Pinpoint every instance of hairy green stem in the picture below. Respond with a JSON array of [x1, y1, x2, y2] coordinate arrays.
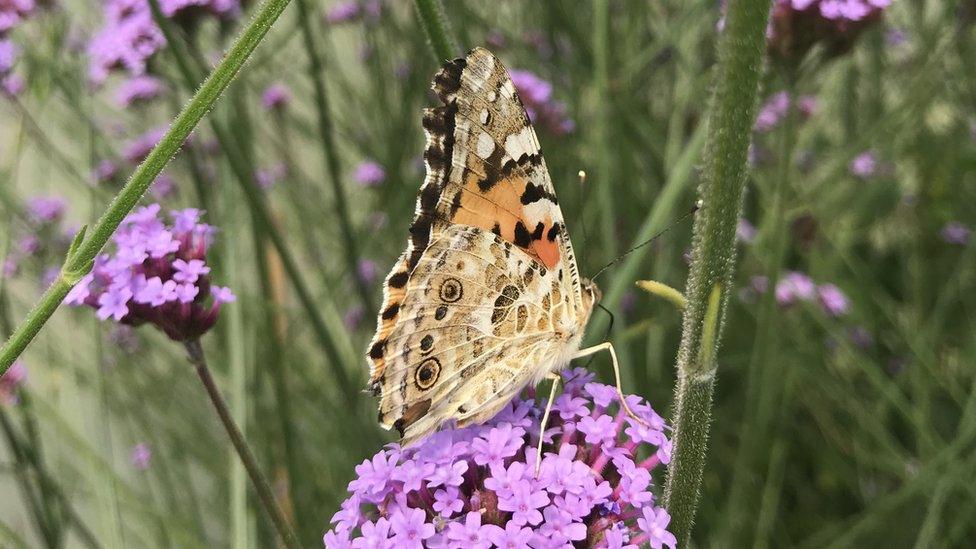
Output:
[[413, 0, 459, 61], [0, 0, 293, 375], [294, 0, 375, 315], [183, 340, 300, 549], [661, 0, 772, 544]]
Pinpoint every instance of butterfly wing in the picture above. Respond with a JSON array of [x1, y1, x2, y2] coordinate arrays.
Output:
[[367, 48, 592, 444]]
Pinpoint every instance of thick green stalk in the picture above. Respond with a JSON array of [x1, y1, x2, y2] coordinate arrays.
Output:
[[662, 0, 771, 544], [293, 0, 375, 314], [413, 0, 459, 61], [0, 0, 293, 375]]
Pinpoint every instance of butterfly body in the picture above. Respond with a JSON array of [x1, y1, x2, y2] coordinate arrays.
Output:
[[367, 48, 600, 446]]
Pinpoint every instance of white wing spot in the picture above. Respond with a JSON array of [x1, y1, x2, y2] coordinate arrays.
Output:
[[479, 109, 489, 124], [476, 132, 495, 159]]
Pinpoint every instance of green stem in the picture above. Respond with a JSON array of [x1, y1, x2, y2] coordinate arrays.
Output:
[[183, 340, 301, 549], [294, 0, 375, 315], [413, 0, 459, 61], [661, 0, 772, 544], [0, 0, 293, 375]]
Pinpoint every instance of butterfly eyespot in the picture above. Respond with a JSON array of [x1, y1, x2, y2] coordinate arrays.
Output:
[[439, 278, 464, 303], [415, 358, 441, 390], [420, 334, 434, 353]]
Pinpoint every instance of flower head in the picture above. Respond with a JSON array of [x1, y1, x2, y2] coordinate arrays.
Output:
[[115, 75, 165, 107], [0, 360, 27, 405], [817, 283, 849, 316], [65, 203, 234, 341], [775, 271, 816, 306], [941, 222, 971, 246], [130, 442, 152, 470], [510, 69, 575, 135], [0, 0, 35, 34], [849, 150, 878, 178], [768, 0, 892, 63], [354, 161, 386, 187], [26, 196, 67, 225], [323, 368, 674, 547], [261, 82, 291, 110]]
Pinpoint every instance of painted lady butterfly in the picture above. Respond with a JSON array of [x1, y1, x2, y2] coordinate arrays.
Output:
[[367, 47, 640, 447]]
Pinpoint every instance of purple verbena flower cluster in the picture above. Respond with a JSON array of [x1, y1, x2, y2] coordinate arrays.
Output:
[[65, 204, 235, 341], [115, 75, 165, 107], [941, 222, 972, 246], [324, 0, 381, 25], [3, 196, 72, 284], [849, 150, 878, 178], [0, 360, 27, 406], [754, 92, 818, 132], [88, 0, 239, 84], [324, 368, 676, 549], [743, 271, 850, 317], [510, 70, 575, 135], [262, 82, 291, 110], [769, 0, 892, 62], [354, 160, 387, 187], [131, 442, 152, 470], [0, 0, 34, 34]]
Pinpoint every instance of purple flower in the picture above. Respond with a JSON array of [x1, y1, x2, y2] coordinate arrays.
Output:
[[0, 39, 18, 73], [65, 204, 234, 341], [941, 222, 971, 245], [261, 82, 291, 110], [93, 159, 119, 184], [354, 161, 386, 187], [850, 150, 878, 178], [443, 512, 495, 548], [817, 283, 849, 316], [737, 218, 757, 243], [0, 0, 35, 34], [26, 196, 67, 225], [115, 75, 164, 107], [323, 368, 673, 545], [768, 0, 891, 62], [344, 304, 365, 331], [324, 1, 379, 24], [389, 508, 434, 548], [356, 259, 379, 285], [130, 443, 152, 470], [849, 326, 873, 349], [775, 271, 816, 306], [510, 70, 575, 135], [123, 127, 168, 164], [755, 92, 818, 132], [635, 507, 677, 549], [0, 360, 27, 406]]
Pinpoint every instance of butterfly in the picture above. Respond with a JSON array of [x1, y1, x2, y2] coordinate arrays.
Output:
[[366, 47, 641, 448]]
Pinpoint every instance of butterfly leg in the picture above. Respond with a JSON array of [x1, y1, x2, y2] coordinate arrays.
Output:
[[534, 373, 561, 477], [572, 342, 649, 427]]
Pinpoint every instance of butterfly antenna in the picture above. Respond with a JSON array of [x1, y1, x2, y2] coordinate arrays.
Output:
[[590, 200, 702, 282]]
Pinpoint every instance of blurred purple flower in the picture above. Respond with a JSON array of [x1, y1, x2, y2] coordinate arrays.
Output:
[[123, 127, 168, 164], [151, 173, 177, 200], [816, 283, 849, 316], [768, 0, 891, 62], [0, 39, 17, 73], [775, 271, 816, 306], [755, 92, 818, 132], [941, 222, 971, 245], [354, 160, 386, 187], [115, 75, 164, 107], [344, 305, 365, 331], [0, 360, 27, 406], [356, 259, 378, 285], [510, 69, 575, 135], [65, 203, 234, 341], [93, 159, 119, 184], [255, 163, 288, 190], [26, 196, 67, 224], [737, 218, 757, 243], [130, 443, 152, 470], [261, 82, 291, 110], [0, 0, 34, 34], [323, 368, 674, 547], [849, 326, 873, 350], [849, 151, 878, 178], [325, 2, 360, 24]]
